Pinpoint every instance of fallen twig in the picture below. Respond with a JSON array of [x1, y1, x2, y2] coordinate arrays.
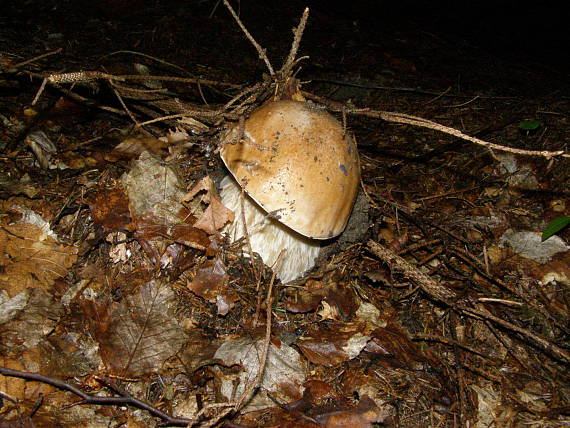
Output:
[[0, 366, 192, 427], [223, 0, 274, 76], [304, 91, 569, 160], [367, 240, 570, 365]]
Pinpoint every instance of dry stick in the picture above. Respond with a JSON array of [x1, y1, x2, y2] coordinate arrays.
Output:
[[238, 182, 260, 284], [367, 240, 570, 364], [110, 82, 140, 126], [32, 70, 241, 106], [45, 70, 240, 88], [5, 48, 63, 71], [0, 366, 191, 426], [35, 82, 127, 116], [303, 91, 568, 160], [223, 0, 274, 76], [450, 246, 570, 335], [204, 269, 276, 427], [100, 50, 193, 76], [368, 240, 458, 302], [461, 305, 570, 364], [280, 8, 310, 78], [411, 333, 496, 362], [369, 110, 568, 159]]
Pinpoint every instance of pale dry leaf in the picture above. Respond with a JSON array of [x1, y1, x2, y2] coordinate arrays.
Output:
[[193, 195, 234, 234], [0, 287, 64, 352], [183, 176, 214, 202], [121, 151, 186, 224], [214, 336, 306, 411], [0, 223, 78, 296]]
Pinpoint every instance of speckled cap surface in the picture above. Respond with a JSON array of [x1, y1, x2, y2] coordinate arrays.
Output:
[[221, 100, 360, 239]]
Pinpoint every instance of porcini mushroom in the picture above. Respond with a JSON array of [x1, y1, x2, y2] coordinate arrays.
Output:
[[220, 99, 360, 282]]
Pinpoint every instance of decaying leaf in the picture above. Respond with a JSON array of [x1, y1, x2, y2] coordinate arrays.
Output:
[[284, 280, 359, 319], [285, 380, 389, 428], [500, 229, 569, 263], [89, 186, 131, 230], [296, 322, 374, 366], [114, 136, 169, 156], [0, 287, 64, 352], [122, 150, 187, 224], [83, 280, 188, 377], [187, 258, 237, 315], [214, 336, 306, 410], [183, 176, 234, 234], [0, 223, 78, 297]]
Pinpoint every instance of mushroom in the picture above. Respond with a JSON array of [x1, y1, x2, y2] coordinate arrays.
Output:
[[220, 99, 360, 282]]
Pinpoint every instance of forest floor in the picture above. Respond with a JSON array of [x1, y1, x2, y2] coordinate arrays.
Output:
[[1, 1, 569, 427]]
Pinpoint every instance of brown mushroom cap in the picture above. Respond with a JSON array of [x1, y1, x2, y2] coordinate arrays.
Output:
[[221, 100, 360, 239]]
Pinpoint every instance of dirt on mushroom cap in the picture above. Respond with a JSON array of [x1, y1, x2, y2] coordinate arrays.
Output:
[[221, 100, 360, 239]]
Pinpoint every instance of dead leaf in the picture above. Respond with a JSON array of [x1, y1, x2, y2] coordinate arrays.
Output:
[[83, 280, 188, 377], [0, 223, 78, 296], [214, 335, 306, 411], [296, 322, 374, 366], [89, 186, 131, 230], [187, 258, 237, 315], [122, 151, 186, 224], [0, 287, 64, 352], [284, 281, 358, 320], [184, 176, 234, 234], [114, 136, 169, 156], [316, 395, 386, 428]]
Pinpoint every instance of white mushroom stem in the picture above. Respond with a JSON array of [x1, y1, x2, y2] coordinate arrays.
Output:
[[220, 175, 321, 282]]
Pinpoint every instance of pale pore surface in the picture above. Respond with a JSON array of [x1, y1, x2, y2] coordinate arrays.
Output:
[[220, 175, 321, 282]]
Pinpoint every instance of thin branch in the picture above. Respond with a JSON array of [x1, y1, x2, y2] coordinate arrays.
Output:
[[303, 91, 568, 160], [223, 0, 274, 76], [202, 264, 277, 427], [459, 305, 570, 364], [280, 8, 310, 77], [4, 48, 62, 71], [367, 240, 570, 365], [0, 366, 191, 427]]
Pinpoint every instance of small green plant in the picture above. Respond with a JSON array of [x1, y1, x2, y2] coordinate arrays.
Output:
[[518, 119, 543, 131], [542, 216, 570, 241]]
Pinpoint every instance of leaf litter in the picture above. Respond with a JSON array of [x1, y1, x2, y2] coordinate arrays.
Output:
[[1, 1, 570, 427]]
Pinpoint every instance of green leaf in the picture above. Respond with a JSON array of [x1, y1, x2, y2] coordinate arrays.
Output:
[[518, 119, 543, 131], [542, 216, 570, 241]]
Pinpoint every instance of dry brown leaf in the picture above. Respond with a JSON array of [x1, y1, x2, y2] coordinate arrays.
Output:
[[114, 136, 169, 156], [89, 186, 131, 230], [296, 322, 375, 367], [317, 396, 386, 428], [184, 176, 234, 234], [83, 280, 188, 377], [187, 258, 237, 315], [0, 223, 78, 296]]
